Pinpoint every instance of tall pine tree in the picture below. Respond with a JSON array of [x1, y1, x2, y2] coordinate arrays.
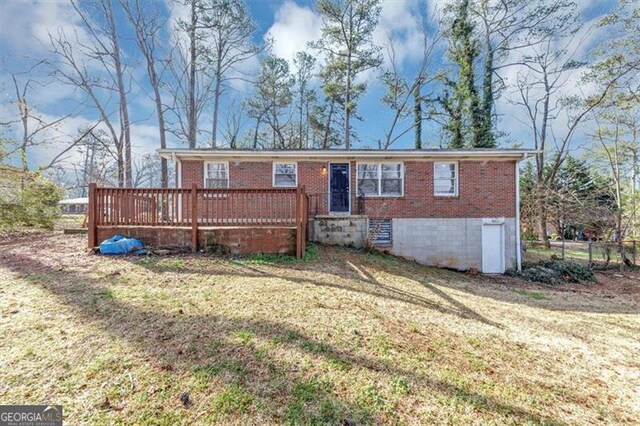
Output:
[[442, 0, 495, 148]]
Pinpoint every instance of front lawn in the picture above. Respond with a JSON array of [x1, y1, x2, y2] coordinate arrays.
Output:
[[1, 232, 639, 424]]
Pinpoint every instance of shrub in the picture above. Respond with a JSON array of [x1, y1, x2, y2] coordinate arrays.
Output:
[[0, 170, 62, 230], [507, 260, 595, 285]]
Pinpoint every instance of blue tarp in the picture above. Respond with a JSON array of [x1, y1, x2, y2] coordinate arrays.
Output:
[[99, 235, 144, 255]]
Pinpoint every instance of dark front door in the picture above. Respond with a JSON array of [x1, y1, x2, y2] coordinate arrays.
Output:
[[330, 163, 350, 213]]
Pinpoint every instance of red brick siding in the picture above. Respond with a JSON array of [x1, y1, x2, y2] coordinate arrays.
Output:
[[356, 160, 516, 219], [181, 160, 204, 188], [181, 159, 516, 218], [229, 161, 271, 188]]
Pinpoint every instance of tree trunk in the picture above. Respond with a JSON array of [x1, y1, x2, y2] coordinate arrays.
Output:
[[480, 40, 495, 148], [20, 114, 29, 174], [344, 6, 353, 150], [211, 57, 222, 148], [299, 87, 304, 149], [82, 137, 91, 195], [188, 0, 197, 149], [414, 79, 422, 149], [323, 100, 335, 149], [117, 148, 125, 188], [150, 80, 168, 188], [345, 63, 351, 150], [252, 116, 261, 149], [106, 0, 132, 186], [538, 200, 550, 248], [632, 148, 638, 239]]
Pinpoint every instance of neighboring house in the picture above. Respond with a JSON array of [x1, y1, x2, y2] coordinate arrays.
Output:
[[158, 148, 535, 273], [59, 197, 89, 214]]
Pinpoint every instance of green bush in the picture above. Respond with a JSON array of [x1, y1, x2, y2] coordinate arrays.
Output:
[[507, 260, 595, 285], [0, 173, 62, 230]]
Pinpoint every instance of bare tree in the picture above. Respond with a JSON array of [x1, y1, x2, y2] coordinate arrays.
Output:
[[120, 0, 170, 187], [132, 153, 167, 187], [590, 103, 639, 261], [1, 63, 103, 179], [293, 51, 317, 149], [221, 99, 244, 149], [165, 0, 213, 148], [186, 0, 198, 148], [197, 0, 261, 147], [74, 127, 117, 193], [471, 0, 575, 145], [48, 0, 133, 186], [379, 12, 442, 149], [6, 64, 69, 172], [510, 30, 633, 244]]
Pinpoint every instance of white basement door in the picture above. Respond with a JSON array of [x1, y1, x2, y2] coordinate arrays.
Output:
[[482, 218, 506, 274]]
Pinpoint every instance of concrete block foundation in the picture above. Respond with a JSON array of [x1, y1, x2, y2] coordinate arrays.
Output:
[[311, 215, 368, 248], [390, 218, 517, 271]]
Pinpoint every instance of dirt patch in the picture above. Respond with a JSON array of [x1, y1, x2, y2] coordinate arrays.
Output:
[[0, 227, 50, 245]]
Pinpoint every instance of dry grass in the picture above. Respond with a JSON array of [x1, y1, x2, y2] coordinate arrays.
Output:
[[54, 214, 86, 231], [1, 232, 639, 425]]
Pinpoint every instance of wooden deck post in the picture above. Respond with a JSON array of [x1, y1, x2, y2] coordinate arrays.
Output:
[[191, 183, 198, 252], [88, 183, 97, 249], [295, 186, 302, 258], [302, 188, 308, 256], [295, 186, 308, 259]]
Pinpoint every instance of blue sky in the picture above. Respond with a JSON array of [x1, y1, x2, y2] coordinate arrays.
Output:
[[0, 0, 616, 172]]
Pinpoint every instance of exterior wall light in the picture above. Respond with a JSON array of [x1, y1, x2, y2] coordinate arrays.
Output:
[[321, 165, 327, 176]]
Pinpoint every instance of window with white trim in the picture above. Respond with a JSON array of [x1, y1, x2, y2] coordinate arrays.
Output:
[[356, 162, 403, 196], [434, 162, 458, 196], [205, 162, 229, 188], [273, 162, 297, 187]]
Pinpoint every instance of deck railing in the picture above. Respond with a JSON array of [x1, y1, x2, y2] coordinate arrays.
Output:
[[88, 183, 309, 257], [307, 192, 366, 216]]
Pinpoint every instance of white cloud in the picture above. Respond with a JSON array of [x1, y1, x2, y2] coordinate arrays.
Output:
[[0, 1, 82, 54], [265, 1, 323, 66], [374, 0, 427, 67]]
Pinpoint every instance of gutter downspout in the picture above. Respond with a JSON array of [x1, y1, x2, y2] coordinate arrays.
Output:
[[515, 155, 524, 272]]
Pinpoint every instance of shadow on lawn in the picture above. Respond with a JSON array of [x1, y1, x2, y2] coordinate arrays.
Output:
[[128, 244, 639, 316], [0, 247, 556, 425], [123, 249, 501, 328]]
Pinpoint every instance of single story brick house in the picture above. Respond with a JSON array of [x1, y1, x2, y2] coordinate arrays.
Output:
[[158, 148, 535, 273]]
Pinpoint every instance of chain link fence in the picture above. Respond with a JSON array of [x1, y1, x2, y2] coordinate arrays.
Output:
[[523, 240, 638, 270]]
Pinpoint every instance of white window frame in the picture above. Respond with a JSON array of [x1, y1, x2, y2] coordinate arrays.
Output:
[[203, 161, 230, 188], [356, 161, 404, 197], [272, 161, 298, 188], [433, 161, 458, 197]]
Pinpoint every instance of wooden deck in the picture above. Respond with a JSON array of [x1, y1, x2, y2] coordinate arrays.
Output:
[[88, 184, 309, 258]]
